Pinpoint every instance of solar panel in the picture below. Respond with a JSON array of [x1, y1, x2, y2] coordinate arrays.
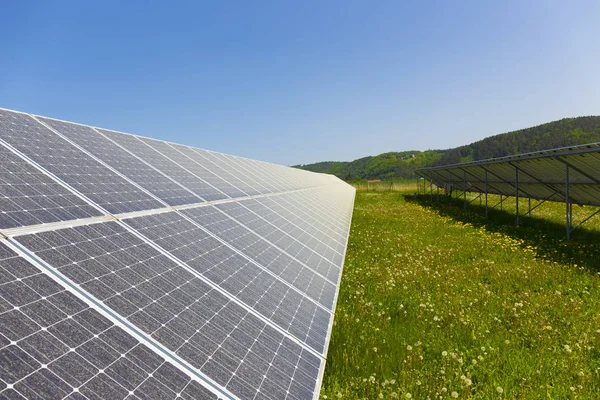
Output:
[[180, 206, 337, 310], [122, 211, 331, 354], [187, 149, 266, 196], [0, 110, 164, 214], [160, 142, 252, 198], [38, 116, 203, 207], [0, 141, 101, 229], [416, 142, 600, 206], [97, 129, 230, 202], [0, 241, 218, 400], [0, 107, 355, 399]]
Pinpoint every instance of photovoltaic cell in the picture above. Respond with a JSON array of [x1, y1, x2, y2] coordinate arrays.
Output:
[[0, 241, 217, 400], [215, 200, 341, 284], [181, 206, 337, 310], [14, 222, 323, 399], [123, 211, 331, 354], [0, 110, 163, 214], [148, 141, 249, 199], [216, 153, 281, 193], [0, 142, 101, 230], [190, 149, 266, 196], [38, 117, 203, 207], [246, 196, 345, 268], [97, 129, 229, 202]]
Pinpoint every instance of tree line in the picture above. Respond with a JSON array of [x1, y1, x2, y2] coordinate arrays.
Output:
[[293, 116, 600, 181]]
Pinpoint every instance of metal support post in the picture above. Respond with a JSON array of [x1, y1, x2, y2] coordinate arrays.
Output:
[[463, 170, 467, 210], [485, 170, 488, 219], [515, 167, 519, 226], [430, 179, 433, 201], [566, 164, 570, 240]]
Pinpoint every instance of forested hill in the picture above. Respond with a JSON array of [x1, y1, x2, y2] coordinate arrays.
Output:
[[293, 116, 600, 181]]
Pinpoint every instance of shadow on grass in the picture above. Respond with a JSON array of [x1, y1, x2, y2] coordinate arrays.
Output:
[[403, 194, 600, 273]]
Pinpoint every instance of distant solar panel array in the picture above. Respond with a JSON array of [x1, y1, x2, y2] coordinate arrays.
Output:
[[415, 142, 600, 238], [0, 108, 355, 400]]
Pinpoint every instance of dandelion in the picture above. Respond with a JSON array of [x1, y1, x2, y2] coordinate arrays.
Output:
[[452, 392, 459, 398], [416, 380, 421, 386], [391, 393, 398, 398], [373, 347, 378, 353], [337, 393, 342, 398], [405, 393, 412, 399], [465, 378, 472, 386], [407, 345, 413, 351], [378, 393, 384, 399], [570, 387, 575, 392], [442, 351, 448, 357], [496, 386, 503, 394], [505, 340, 510, 345]]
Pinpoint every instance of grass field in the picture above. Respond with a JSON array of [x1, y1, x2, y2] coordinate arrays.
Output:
[[320, 189, 600, 399]]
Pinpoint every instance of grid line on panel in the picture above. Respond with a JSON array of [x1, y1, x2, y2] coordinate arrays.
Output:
[[33, 115, 175, 211], [218, 199, 339, 283], [180, 206, 337, 311], [0, 110, 164, 215], [97, 128, 231, 202], [160, 141, 250, 198], [198, 150, 273, 194], [214, 201, 340, 286], [119, 215, 327, 358], [0, 239, 221, 400], [11, 223, 324, 400], [218, 153, 284, 193], [258, 193, 348, 256], [279, 190, 350, 238], [7, 236, 237, 400], [261, 190, 346, 243], [0, 139, 102, 230], [30, 114, 205, 208], [224, 195, 345, 275], [188, 149, 267, 196], [122, 211, 332, 355]]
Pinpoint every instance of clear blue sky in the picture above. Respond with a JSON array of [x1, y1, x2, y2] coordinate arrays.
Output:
[[1, 1, 599, 165]]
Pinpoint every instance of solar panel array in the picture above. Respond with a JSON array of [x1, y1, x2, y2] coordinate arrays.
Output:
[[415, 142, 600, 207], [0, 108, 355, 400]]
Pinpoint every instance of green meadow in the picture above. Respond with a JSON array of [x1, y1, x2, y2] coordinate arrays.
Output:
[[320, 189, 600, 399]]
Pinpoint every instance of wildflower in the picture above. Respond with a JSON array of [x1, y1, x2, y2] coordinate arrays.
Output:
[[505, 340, 510, 345], [496, 386, 503, 393], [452, 392, 459, 398], [405, 393, 412, 399], [373, 347, 378, 353], [465, 378, 472, 386], [570, 387, 575, 392], [416, 380, 421, 386], [407, 345, 413, 351], [442, 351, 448, 357], [378, 393, 384, 399], [337, 393, 342, 398]]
